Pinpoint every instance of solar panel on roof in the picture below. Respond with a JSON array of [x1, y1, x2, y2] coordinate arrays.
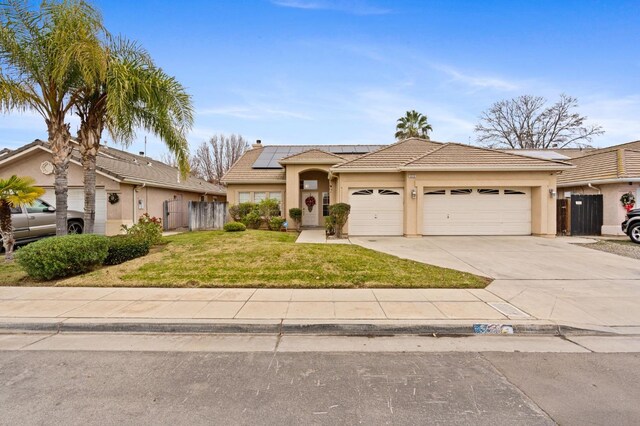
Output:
[[251, 144, 385, 169]]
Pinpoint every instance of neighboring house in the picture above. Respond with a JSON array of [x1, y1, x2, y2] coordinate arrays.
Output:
[[556, 140, 640, 235], [0, 140, 226, 235], [223, 138, 571, 237]]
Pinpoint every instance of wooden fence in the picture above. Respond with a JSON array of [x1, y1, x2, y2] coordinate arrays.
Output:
[[188, 201, 228, 231]]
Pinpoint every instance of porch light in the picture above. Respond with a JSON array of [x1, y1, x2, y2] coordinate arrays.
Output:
[[549, 189, 557, 198], [411, 188, 417, 199]]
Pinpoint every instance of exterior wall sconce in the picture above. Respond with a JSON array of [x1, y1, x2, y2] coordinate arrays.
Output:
[[411, 188, 417, 199], [549, 189, 557, 198]]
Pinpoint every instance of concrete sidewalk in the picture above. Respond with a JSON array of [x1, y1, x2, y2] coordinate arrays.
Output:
[[0, 285, 628, 335]]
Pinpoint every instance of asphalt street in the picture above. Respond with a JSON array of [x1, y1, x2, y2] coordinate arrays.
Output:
[[1, 341, 639, 425]]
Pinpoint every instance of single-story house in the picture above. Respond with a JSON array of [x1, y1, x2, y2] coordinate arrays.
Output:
[[223, 138, 572, 237], [556, 140, 640, 235], [0, 140, 226, 235]]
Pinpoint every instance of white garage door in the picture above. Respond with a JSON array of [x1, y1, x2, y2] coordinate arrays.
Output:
[[423, 188, 531, 235], [348, 188, 403, 236], [41, 188, 107, 235]]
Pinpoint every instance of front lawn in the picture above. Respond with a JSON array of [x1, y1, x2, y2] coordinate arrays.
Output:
[[2, 230, 490, 288]]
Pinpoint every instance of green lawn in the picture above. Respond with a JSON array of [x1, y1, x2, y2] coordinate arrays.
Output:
[[1, 230, 490, 288]]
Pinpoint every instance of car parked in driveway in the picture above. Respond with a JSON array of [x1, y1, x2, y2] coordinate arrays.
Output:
[[622, 208, 640, 244], [3, 199, 84, 247]]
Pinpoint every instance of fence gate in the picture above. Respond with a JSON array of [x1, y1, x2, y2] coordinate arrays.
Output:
[[569, 194, 603, 236], [163, 197, 187, 231], [556, 198, 569, 235], [188, 201, 228, 231]]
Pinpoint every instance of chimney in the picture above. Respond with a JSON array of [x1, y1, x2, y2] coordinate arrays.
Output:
[[252, 139, 262, 149]]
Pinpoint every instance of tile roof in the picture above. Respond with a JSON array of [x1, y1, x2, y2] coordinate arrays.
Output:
[[222, 146, 286, 183], [332, 138, 443, 170], [558, 148, 640, 185], [0, 140, 226, 194], [279, 149, 346, 164], [403, 143, 572, 170]]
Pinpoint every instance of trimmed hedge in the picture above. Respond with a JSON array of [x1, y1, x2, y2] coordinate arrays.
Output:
[[268, 216, 285, 231], [15, 234, 109, 281], [224, 221, 246, 232], [104, 235, 151, 265]]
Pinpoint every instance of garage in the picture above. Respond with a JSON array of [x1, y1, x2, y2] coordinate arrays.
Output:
[[348, 188, 403, 236], [423, 187, 531, 235], [41, 187, 107, 235]]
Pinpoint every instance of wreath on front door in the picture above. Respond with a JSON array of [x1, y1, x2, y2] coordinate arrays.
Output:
[[621, 192, 636, 212], [108, 193, 120, 204], [305, 195, 316, 212]]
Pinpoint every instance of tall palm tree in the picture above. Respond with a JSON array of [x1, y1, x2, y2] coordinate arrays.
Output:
[[394, 110, 433, 140], [0, 0, 105, 235], [0, 175, 45, 260], [75, 37, 192, 233]]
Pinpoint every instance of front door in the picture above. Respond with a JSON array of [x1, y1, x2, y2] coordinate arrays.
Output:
[[301, 191, 319, 226]]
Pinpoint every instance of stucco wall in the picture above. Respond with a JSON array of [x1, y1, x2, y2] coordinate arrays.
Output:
[[561, 182, 640, 235], [284, 164, 332, 226]]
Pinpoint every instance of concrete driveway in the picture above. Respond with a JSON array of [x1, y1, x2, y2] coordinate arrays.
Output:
[[350, 236, 640, 329]]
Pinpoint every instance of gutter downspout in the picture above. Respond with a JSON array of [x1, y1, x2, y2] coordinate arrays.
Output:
[[588, 183, 601, 194]]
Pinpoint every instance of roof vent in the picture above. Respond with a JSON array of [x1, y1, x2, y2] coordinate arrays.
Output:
[[252, 139, 262, 149], [133, 158, 138, 164], [147, 162, 152, 166], [139, 151, 145, 156]]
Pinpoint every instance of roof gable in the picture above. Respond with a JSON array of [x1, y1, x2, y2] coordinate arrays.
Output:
[[279, 149, 346, 165], [332, 138, 442, 170]]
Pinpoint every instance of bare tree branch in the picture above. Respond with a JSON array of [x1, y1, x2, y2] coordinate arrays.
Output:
[[475, 94, 604, 149]]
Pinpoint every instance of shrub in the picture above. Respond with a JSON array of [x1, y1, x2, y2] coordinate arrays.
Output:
[[15, 234, 109, 280], [224, 221, 247, 232], [325, 215, 336, 236], [289, 208, 302, 229], [258, 198, 281, 222], [242, 211, 262, 229], [121, 213, 163, 246], [328, 203, 351, 238], [269, 216, 285, 231], [104, 235, 151, 266]]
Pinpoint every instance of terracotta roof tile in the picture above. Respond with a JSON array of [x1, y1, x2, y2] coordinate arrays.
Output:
[[279, 149, 345, 164], [332, 138, 442, 170]]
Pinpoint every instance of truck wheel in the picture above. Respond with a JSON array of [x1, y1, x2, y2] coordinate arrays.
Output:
[[629, 223, 640, 244], [67, 220, 84, 235]]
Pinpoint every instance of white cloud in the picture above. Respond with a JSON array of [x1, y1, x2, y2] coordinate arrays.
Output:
[[431, 64, 521, 92], [271, 0, 391, 15]]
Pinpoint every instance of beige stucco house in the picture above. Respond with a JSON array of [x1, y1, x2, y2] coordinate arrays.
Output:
[[223, 138, 571, 237], [557, 140, 640, 235], [0, 140, 226, 235]]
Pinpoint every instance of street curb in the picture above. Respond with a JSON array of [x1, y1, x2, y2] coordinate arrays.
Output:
[[0, 320, 616, 336]]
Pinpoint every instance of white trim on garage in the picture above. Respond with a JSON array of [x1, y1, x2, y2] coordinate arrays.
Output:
[[423, 187, 531, 235], [348, 188, 403, 236]]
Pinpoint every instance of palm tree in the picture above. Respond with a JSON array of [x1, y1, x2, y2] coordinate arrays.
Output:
[[75, 37, 192, 233], [0, 0, 105, 235], [395, 110, 433, 140], [0, 175, 45, 261]]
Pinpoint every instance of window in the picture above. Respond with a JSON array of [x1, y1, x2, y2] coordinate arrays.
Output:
[[254, 192, 266, 203], [478, 189, 499, 195], [378, 189, 400, 195], [424, 189, 445, 195], [26, 199, 52, 214], [322, 192, 330, 216], [301, 180, 318, 190], [238, 192, 250, 203], [451, 189, 472, 195], [504, 189, 526, 195], [352, 189, 374, 195], [269, 192, 282, 215], [10, 206, 22, 214]]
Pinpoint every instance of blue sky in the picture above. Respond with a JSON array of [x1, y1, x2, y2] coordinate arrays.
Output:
[[1, 0, 639, 158]]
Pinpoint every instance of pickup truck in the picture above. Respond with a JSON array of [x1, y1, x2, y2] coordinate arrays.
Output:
[[6, 199, 84, 245]]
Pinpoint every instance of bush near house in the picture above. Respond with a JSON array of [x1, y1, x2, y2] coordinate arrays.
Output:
[[230, 199, 285, 231], [15, 234, 109, 280], [121, 213, 163, 246], [328, 203, 351, 238], [289, 208, 302, 230], [104, 235, 152, 265], [224, 221, 247, 232], [269, 216, 286, 231]]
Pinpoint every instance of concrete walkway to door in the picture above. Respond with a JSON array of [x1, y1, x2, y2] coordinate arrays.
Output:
[[350, 236, 640, 330]]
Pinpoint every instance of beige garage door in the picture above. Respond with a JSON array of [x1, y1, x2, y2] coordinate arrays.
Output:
[[41, 187, 107, 235], [423, 188, 531, 235], [348, 188, 403, 236]]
